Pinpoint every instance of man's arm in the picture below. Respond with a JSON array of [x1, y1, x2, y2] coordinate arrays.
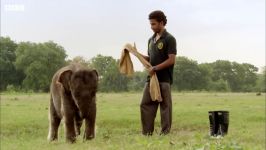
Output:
[[148, 54, 175, 76], [154, 54, 175, 71]]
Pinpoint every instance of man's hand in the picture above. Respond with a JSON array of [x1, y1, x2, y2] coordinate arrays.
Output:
[[133, 42, 149, 61], [147, 66, 156, 76], [133, 42, 137, 52]]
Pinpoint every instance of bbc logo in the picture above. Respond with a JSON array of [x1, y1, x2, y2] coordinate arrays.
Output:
[[5, 4, 25, 12]]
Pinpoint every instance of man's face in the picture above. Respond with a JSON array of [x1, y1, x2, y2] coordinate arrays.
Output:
[[149, 19, 163, 33]]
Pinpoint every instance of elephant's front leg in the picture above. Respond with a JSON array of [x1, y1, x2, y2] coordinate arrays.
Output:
[[74, 111, 83, 136], [63, 102, 77, 143], [64, 111, 76, 143], [83, 103, 96, 140]]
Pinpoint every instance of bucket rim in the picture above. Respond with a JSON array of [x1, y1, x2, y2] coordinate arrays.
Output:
[[208, 110, 229, 113]]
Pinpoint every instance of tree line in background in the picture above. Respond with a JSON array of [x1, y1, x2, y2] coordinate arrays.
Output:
[[1, 37, 265, 93]]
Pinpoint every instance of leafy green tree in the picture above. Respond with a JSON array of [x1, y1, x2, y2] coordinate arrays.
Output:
[[67, 56, 90, 67], [208, 79, 230, 92], [90, 54, 116, 78], [230, 62, 258, 91], [197, 63, 212, 90], [90, 55, 129, 92], [0, 37, 24, 91], [211, 60, 233, 82], [208, 60, 258, 92], [15, 41, 67, 92], [173, 56, 207, 91], [101, 60, 129, 92], [127, 71, 147, 91], [241, 63, 258, 91], [255, 67, 266, 92]]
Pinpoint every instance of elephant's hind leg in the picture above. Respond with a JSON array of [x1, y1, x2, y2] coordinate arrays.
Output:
[[48, 96, 61, 141]]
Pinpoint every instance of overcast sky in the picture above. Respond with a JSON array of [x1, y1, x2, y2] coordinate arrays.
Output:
[[1, 0, 265, 71]]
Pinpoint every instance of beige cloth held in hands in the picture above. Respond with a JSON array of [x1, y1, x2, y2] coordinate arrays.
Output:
[[119, 43, 162, 102]]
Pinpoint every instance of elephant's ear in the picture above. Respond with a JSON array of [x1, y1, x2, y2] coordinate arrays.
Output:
[[92, 69, 99, 81], [57, 70, 73, 91]]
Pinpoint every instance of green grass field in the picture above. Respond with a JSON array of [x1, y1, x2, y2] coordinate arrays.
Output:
[[1, 92, 265, 150]]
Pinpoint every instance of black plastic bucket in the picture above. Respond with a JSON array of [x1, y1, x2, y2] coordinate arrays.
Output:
[[208, 110, 229, 136]]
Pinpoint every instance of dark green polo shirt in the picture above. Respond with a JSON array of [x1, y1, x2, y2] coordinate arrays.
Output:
[[147, 29, 177, 84]]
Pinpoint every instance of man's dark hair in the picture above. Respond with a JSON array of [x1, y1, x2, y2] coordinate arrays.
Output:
[[149, 10, 167, 25]]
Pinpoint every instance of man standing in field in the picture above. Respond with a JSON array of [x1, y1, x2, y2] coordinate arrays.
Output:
[[139, 10, 177, 135]]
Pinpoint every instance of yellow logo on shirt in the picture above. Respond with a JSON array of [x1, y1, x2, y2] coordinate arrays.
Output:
[[157, 42, 163, 50]]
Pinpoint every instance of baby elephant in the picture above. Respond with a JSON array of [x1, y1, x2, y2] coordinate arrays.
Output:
[[47, 63, 98, 143]]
